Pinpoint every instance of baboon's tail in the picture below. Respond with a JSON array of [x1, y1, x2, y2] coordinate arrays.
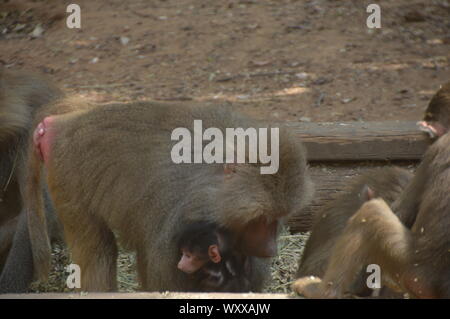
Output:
[[25, 145, 51, 282]]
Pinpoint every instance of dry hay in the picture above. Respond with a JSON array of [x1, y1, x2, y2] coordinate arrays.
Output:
[[29, 244, 140, 293], [30, 228, 309, 294], [30, 243, 71, 293], [263, 228, 309, 293]]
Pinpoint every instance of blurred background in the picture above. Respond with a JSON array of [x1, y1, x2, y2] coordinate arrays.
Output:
[[1, 0, 449, 124]]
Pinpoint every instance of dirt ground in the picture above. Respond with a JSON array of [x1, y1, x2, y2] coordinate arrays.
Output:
[[1, 0, 449, 295], [1, 0, 449, 123]]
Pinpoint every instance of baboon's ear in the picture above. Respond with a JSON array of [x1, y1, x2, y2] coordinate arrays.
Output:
[[360, 185, 375, 202], [208, 244, 222, 263]]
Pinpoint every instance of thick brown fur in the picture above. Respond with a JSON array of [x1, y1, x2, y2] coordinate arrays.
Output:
[[0, 68, 62, 144], [295, 133, 450, 298], [294, 81, 450, 299], [26, 100, 314, 291], [296, 167, 413, 296], [0, 68, 62, 292]]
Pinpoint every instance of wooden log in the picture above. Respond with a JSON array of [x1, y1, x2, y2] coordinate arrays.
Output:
[[284, 121, 430, 161], [287, 162, 415, 233]]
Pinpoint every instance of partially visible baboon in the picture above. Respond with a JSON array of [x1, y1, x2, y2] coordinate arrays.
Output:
[[294, 130, 450, 299], [296, 167, 413, 296], [177, 221, 253, 292], [396, 80, 450, 229], [26, 100, 314, 292], [0, 68, 63, 293], [0, 189, 60, 293], [0, 68, 62, 144], [0, 216, 18, 270], [294, 81, 450, 298], [417, 82, 450, 139]]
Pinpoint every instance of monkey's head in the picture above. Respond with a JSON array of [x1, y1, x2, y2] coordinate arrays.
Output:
[[418, 82, 450, 139], [210, 163, 289, 258], [177, 222, 223, 274], [209, 129, 311, 258]]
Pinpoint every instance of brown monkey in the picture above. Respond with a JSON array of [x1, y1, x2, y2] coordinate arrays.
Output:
[[397, 80, 450, 229], [294, 132, 450, 299], [417, 81, 450, 139], [296, 167, 413, 296], [26, 100, 313, 292], [294, 82, 450, 298], [0, 68, 62, 293], [177, 221, 253, 292], [0, 68, 62, 144], [0, 217, 18, 269]]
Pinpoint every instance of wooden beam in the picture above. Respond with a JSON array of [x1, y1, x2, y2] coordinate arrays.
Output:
[[287, 163, 415, 233], [284, 121, 430, 162], [0, 292, 293, 299]]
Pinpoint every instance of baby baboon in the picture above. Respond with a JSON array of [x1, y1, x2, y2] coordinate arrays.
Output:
[[26, 100, 313, 291], [177, 222, 252, 292]]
